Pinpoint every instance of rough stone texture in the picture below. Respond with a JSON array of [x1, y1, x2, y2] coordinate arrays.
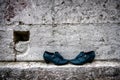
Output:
[[0, 61, 120, 80], [0, 26, 14, 61], [9, 23, 120, 61], [0, 0, 120, 79], [0, 0, 120, 61], [15, 41, 29, 55], [13, 25, 53, 61], [0, 0, 120, 24], [54, 0, 120, 23], [1, 0, 53, 25], [0, 0, 6, 24], [53, 23, 120, 60]]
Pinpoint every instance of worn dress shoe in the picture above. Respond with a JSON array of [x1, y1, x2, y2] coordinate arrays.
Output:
[[43, 51, 68, 65], [70, 51, 95, 65]]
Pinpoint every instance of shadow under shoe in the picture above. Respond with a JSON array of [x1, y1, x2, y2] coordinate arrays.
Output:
[[70, 51, 95, 65], [43, 51, 68, 65]]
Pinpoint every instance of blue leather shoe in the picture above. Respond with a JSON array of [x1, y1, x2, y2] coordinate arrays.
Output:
[[70, 51, 95, 65], [43, 51, 68, 65]]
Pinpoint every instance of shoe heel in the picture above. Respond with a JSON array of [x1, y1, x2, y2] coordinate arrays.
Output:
[[44, 58, 50, 64], [88, 60, 93, 63], [88, 58, 94, 63]]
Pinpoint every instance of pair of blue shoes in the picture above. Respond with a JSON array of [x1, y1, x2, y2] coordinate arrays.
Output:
[[43, 51, 95, 65]]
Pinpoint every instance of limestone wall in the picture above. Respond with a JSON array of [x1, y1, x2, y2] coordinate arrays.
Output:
[[0, 0, 120, 61]]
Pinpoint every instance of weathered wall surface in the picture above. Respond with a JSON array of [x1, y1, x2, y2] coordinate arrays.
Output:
[[0, 61, 120, 80], [0, 0, 120, 61], [0, 26, 14, 61], [1, 0, 120, 24], [0, 0, 120, 80]]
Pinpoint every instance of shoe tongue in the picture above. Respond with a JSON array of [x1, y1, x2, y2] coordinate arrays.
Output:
[[75, 52, 84, 59], [55, 52, 59, 55], [55, 52, 60, 56], [79, 52, 84, 57], [55, 52, 63, 59]]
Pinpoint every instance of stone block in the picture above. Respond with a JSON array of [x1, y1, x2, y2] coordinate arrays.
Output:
[[63, 23, 120, 60], [54, 0, 120, 23], [13, 23, 120, 61], [0, 26, 14, 61], [3, 0, 53, 24], [0, 61, 119, 80], [0, 0, 6, 24], [1, 0, 120, 25]]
